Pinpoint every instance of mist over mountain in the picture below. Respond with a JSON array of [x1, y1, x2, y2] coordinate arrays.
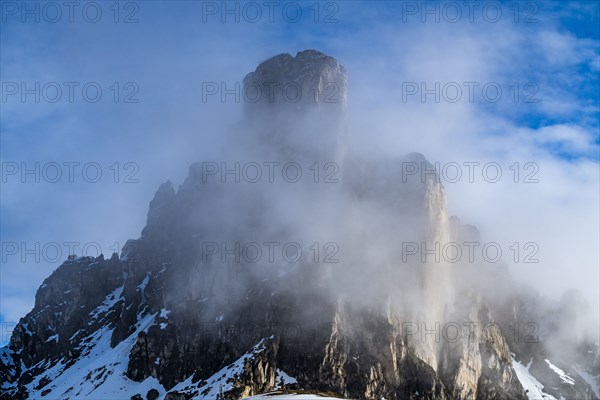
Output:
[[0, 50, 598, 400]]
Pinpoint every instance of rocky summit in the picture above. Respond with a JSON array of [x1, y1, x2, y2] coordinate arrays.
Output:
[[1, 50, 598, 400]]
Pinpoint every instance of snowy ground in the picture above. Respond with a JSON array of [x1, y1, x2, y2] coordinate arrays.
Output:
[[245, 393, 349, 399]]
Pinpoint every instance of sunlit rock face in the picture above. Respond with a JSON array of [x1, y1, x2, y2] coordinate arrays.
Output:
[[2, 50, 597, 400]]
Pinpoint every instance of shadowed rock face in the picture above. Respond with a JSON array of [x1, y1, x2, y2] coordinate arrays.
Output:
[[2, 50, 597, 400]]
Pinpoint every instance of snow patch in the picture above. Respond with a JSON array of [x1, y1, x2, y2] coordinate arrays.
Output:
[[159, 308, 171, 318], [275, 369, 297, 387], [22, 323, 32, 335], [138, 274, 150, 292], [545, 359, 575, 385], [45, 334, 59, 343]]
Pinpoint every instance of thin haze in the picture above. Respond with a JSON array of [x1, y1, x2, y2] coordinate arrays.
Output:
[[0, 1, 598, 347]]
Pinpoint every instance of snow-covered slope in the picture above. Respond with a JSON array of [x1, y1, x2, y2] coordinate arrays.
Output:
[[22, 311, 165, 399], [513, 353, 600, 400], [512, 356, 557, 400], [164, 337, 296, 399]]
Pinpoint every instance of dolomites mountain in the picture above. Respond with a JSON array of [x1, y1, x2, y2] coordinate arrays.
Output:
[[1, 50, 598, 400]]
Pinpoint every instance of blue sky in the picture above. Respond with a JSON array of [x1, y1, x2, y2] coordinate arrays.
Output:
[[1, 0, 599, 345]]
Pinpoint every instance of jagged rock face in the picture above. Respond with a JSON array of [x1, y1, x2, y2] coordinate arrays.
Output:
[[2, 50, 597, 400], [12, 255, 123, 357]]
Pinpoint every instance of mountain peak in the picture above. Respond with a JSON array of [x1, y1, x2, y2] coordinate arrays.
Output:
[[243, 49, 348, 115]]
